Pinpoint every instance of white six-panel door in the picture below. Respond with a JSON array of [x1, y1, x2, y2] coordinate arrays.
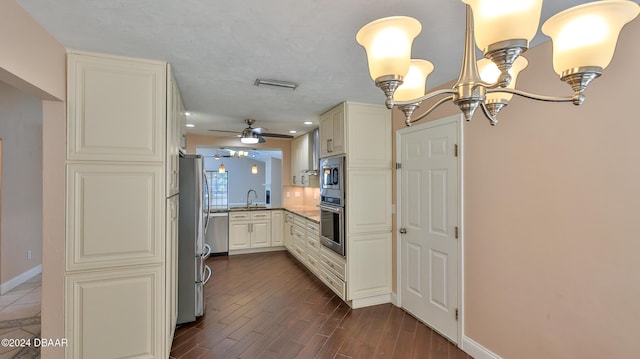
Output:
[[398, 115, 460, 343]]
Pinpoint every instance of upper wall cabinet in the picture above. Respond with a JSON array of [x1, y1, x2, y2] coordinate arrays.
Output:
[[166, 65, 184, 197], [319, 104, 345, 157], [67, 51, 166, 162], [319, 102, 391, 168]]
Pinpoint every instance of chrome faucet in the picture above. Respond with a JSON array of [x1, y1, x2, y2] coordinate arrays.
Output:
[[246, 189, 258, 208]]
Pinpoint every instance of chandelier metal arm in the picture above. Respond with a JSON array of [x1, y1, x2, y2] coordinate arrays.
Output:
[[393, 88, 457, 108], [479, 102, 498, 126], [404, 95, 455, 127], [487, 87, 576, 104]]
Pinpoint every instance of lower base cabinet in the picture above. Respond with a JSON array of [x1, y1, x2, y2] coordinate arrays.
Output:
[[65, 266, 164, 359], [229, 211, 271, 251]]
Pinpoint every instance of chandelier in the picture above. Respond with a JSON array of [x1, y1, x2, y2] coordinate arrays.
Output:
[[356, 0, 640, 126]]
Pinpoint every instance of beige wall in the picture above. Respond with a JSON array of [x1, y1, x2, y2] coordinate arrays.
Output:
[[0, 1, 66, 358], [392, 19, 640, 359], [0, 82, 43, 284]]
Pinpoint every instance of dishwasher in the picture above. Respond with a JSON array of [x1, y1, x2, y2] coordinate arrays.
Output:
[[206, 212, 229, 255]]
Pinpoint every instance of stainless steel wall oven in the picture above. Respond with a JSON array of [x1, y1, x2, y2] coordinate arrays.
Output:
[[319, 155, 346, 256]]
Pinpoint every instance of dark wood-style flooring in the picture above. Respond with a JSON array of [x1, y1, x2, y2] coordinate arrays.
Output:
[[170, 251, 473, 359]]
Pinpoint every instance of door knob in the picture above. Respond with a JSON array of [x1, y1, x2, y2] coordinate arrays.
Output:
[[399, 227, 407, 234]]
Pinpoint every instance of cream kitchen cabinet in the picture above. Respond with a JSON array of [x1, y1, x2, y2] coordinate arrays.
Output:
[[319, 103, 345, 157], [283, 212, 295, 250], [228, 211, 272, 251], [318, 101, 393, 308], [271, 210, 284, 246], [166, 64, 185, 197], [290, 131, 319, 187], [65, 50, 181, 358]]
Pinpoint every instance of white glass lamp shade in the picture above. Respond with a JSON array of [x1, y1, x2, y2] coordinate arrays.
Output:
[[393, 59, 434, 101], [541, 0, 639, 76], [356, 16, 422, 81], [218, 163, 226, 173], [478, 56, 528, 102], [251, 165, 258, 174], [462, 0, 543, 51], [240, 128, 259, 144]]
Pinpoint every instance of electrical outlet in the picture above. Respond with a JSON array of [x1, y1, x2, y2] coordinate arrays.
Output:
[[27, 250, 32, 259]]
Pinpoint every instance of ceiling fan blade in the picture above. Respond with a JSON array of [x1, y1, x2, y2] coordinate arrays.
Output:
[[252, 127, 267, 134], [208, 129, 240, 134], [261, 132, 294, 139]]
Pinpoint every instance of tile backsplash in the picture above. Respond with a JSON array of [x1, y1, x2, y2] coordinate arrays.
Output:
[[283, 186, 320, 209]]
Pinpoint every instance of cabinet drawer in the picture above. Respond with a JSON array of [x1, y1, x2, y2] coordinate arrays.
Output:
[[251, 211, 271, 220], [285, 213, 294, 224], [306, 251, 320, 274], [293, 243, 306, 262], [306, 234, 320, 255], [320, 266, 346, 300], [292, 225, 305, 243], [306, 220, 319, 234], [229, 212, 251, 221], [320, 248, 346, 281], [294, 215, 306, 228]]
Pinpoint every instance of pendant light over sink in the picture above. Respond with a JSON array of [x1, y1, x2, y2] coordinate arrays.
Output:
[[356, 0, 640, 126]]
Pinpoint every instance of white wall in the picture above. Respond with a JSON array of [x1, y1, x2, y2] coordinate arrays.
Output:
[[0, 80, 43, 287]]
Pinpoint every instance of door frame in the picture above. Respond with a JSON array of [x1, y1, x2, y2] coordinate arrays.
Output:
[[395, 114, 464, 345]]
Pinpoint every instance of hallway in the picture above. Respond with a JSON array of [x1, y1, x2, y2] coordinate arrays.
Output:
[[0, 274, 41, 358]]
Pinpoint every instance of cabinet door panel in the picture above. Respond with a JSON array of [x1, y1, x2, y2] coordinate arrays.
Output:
[[347, 169, 392, 233], [346, 103, 390, 167], [229, 221, 251, 250], [347, 232, 392, 300], [67, 52, 166, 162], [251, 221, 271, 248], [271, 210, 284, 246], [331, 105, 345, 155], [66, 267, 164, 359], [66, 163, 164, 271]]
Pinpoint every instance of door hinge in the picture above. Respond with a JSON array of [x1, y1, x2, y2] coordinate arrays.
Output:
[[396, 162, 402, 170], [455, 226, 459, 239], [455, 308, 459, 321], [454, 144, 459, 157]]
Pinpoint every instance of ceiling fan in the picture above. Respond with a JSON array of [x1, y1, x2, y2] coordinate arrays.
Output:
[[208, 119, 293, 144]]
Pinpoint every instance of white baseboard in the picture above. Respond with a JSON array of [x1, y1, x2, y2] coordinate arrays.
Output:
[[0, 264, 42, 295], [390, 292, 399, 307], [461, 336, 503, 359], [350, 294, 391, 309]]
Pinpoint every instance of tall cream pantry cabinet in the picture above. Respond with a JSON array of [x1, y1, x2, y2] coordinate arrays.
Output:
[[65, 50, 185, 358]]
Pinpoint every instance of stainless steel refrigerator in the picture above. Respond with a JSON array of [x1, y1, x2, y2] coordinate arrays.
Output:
[[177, 154, 212, 324]]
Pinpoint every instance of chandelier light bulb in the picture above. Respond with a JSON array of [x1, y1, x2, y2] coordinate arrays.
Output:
[[393, 59, 434, 102], [356, 16, 421, 82], [542, 0, 640, 77], [462, 0, 543, 53]]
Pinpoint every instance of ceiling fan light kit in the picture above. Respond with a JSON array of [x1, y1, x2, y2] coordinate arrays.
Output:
[[356, 0, 640, 126]]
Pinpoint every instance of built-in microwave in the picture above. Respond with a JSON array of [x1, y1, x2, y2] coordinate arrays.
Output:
[[319, 203, 345, 257], [320, 155, 344, 206]]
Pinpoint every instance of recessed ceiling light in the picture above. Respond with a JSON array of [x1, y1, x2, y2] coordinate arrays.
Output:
[[304, 121, 313, 125], [289, 130, 297, 134], [186, 124, 195, 128], [185, 112, 192, 116]]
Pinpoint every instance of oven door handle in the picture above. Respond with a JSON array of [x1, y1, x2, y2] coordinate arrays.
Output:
[[319, 203, 342, 213]]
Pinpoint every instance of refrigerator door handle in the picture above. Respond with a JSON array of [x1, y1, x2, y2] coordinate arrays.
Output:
[[202, 243, 212, 261], [203, 173, 210, 232], [203, 265, 212, 285]]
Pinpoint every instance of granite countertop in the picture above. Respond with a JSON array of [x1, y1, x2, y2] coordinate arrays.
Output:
[[209, 206, 320, 223]]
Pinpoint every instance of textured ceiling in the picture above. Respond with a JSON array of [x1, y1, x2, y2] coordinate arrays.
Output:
[[17, 0, 590, 139]]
